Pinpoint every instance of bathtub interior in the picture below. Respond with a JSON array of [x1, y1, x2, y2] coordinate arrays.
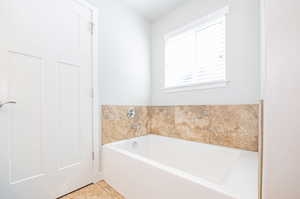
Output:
[[105, 135, 258, 199], [115, 135, 242, 184]]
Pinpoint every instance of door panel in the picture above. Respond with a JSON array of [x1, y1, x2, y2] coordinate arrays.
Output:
[[58, 62, 81, 169], [8, 52, 45, 184], [0, 0, 94, 198]]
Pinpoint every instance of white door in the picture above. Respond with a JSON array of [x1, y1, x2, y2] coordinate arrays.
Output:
[[0, 0, 94, 198]]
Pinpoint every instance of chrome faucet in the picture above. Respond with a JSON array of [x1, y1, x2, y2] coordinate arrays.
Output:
[[127, 108, 136, 119]]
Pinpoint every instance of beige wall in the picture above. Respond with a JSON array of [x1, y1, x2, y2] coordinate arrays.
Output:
[[101, 105, 149, 144], [150, 105, 259, 152], [101, 104, 259, 152]]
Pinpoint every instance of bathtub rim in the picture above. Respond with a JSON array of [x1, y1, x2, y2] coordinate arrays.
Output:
[[104, 134, 258, 152]]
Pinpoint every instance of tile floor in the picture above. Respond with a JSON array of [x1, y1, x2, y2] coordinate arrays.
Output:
[[61, 181, 125, 199]]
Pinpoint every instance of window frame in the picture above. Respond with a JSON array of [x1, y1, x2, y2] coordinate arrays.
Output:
[[163, 7, 229, 93]]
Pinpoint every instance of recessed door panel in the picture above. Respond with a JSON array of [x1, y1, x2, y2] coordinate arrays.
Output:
[[8, 51, 45, 184], [58, 62, 81, 170]]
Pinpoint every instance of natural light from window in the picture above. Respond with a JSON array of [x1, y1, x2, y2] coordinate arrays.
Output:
[[164, 10, 227, 90]]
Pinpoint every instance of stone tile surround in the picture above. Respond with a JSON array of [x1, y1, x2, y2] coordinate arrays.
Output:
[[101, 105, 149, 145], [101, 104, 259, 151]]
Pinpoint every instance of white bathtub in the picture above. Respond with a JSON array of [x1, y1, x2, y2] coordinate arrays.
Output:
[[103, 135, 258, 199]]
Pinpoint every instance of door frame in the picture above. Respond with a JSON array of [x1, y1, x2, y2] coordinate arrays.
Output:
[[74, 0, 102, 183]]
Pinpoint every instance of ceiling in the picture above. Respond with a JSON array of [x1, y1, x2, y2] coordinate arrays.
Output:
[[120, 0, 189, 21]]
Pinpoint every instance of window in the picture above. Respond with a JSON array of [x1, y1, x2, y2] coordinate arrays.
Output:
[[164, 8, 228, 91]]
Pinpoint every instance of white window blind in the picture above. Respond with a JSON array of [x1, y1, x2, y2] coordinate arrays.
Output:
[[165, 10, 227, 90]]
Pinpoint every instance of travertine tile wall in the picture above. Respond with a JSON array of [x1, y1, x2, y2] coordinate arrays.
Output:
[[149, 105, 259, 152], [101, 105, 149, 144], [101, 104, 259, 151]]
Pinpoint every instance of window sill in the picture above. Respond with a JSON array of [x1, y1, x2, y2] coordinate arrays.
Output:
[[162, 80, 230, 93]]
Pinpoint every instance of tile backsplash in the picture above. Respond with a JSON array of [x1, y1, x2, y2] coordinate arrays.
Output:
[[150, 105, 259, 151], [101, 105, 149, 144], [101, 104, 259, 151]]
